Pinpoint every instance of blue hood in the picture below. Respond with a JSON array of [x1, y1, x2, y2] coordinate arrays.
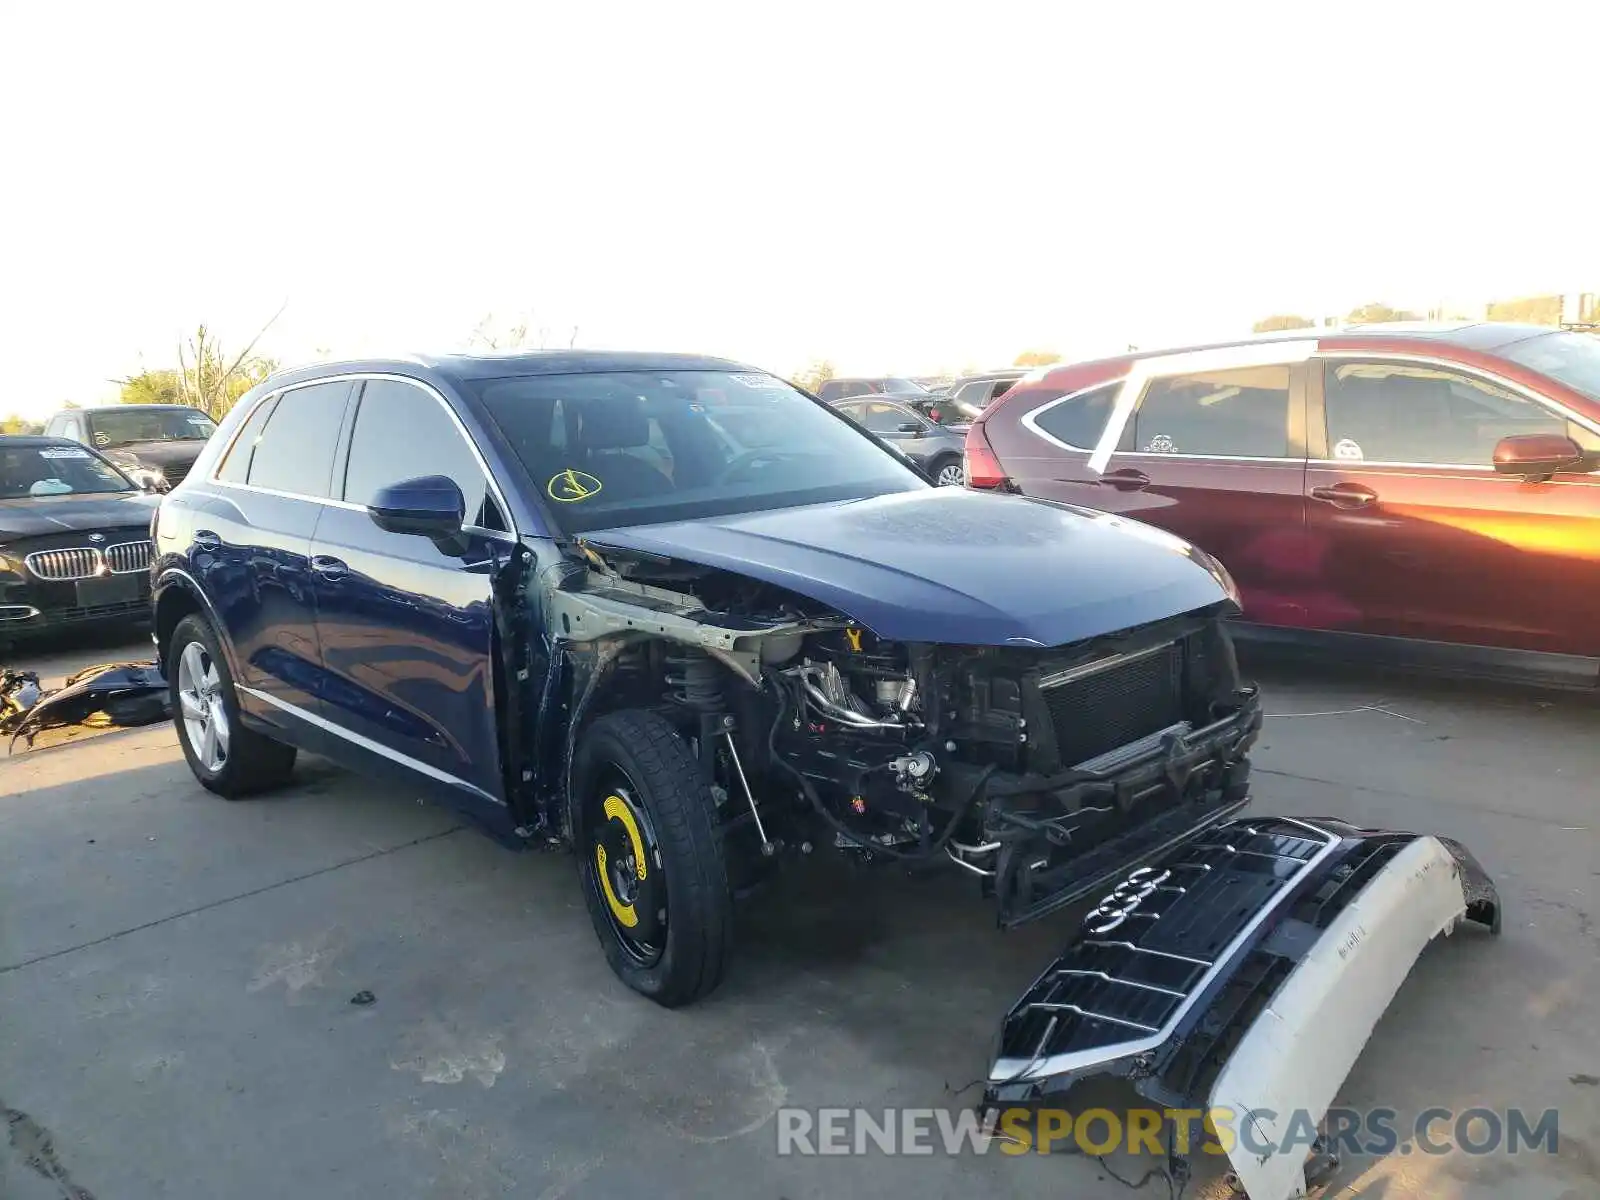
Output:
[[584, 487, 1235, 647]]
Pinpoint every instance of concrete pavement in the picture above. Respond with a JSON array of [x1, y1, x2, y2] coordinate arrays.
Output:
[[3, 637, 1598, 1199]]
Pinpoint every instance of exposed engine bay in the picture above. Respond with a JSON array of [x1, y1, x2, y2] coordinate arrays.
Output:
[[532, 540, 1262, 928], [518, 541, 1501, 1199]]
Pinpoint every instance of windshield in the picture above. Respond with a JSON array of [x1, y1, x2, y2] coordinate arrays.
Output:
[[1501, 331, 1600, 405], [470, 369, 926, 533], [0, 443, 133, 498], [87, 408, 217, 447]]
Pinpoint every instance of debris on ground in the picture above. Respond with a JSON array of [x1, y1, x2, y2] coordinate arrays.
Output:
[[350, 990, 377, 1007], [2, 660, 169, 751]]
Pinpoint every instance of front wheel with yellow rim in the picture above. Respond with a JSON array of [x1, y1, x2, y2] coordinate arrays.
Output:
[[574, 709, 733, 1006]]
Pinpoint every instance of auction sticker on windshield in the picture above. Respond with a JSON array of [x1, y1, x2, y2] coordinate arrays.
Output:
[[40, 447, 92, 459], [548, 469, 603, 503]]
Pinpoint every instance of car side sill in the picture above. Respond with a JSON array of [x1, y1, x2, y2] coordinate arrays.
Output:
[[1228, 623, 1600, 690], [237, 685, 503, 807]]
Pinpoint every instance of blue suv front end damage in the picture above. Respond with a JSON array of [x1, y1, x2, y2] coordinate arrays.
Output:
[[984, 817, 1501, 1199]]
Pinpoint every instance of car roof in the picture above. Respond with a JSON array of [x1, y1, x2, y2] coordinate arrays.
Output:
[[63, 404, 200, 415], [421, 350, 755, 380], [257, 350, 763, 393], [950, 369, 1028, 383], [0, 434, 84, 447], [1028, 322, 1564, 382]]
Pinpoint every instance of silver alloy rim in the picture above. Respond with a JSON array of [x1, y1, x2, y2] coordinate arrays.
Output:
[[937, 462, 965, 486], [177, 641, 229, 772]]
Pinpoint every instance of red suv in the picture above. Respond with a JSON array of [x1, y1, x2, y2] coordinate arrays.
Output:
[[965, 323, 1600, 686]]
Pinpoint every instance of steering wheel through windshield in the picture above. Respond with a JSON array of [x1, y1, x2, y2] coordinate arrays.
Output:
[[712, 448, 815, 485]]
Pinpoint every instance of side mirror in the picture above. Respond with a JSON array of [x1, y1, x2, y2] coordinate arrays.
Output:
[[896, 421, 923, 434], [368, 474, 465, 537], [1492, 433, 1585, 481]]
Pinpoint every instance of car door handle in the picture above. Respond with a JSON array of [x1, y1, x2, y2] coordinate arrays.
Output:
[[1098, 468, 1150, 491], [1310, 483, 1378, 509], [192, 529, 221, 550], [310, 554, 348, 580]]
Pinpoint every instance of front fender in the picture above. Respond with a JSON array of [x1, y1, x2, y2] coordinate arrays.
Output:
[[152, 565, 243, 683]]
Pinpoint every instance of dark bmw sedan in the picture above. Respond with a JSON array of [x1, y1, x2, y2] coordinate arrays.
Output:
[[43, 403, 218, 491], [0, 436, 162, 645]]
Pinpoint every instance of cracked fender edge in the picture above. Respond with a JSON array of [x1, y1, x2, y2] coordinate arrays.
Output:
[[982, 816, 1500, 1200]]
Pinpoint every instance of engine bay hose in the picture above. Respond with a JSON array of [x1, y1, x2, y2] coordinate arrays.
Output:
[[765, 673, 994, 862]]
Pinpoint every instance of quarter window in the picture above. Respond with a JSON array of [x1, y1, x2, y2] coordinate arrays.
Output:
[[1029, 383, 1129, 451], [1132, 365, 1292, 458], [245, 381, 351, 497], [343, 380, 502, 530], [1322, 362, 1589, 466], [217, 394, 281, 483]]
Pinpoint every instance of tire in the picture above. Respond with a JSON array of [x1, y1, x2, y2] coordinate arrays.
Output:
[[168, 613, 297, 798], [572, 709, 733, 1007], [932, 455, 965, 487]]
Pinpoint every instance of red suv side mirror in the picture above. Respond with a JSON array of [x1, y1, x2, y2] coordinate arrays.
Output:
[[1492, 433, 1585, 480]]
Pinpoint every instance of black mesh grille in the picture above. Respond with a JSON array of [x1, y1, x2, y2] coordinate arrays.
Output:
[[994, 819, 1331, 1070], [1289, 837, 1408, 928], [1042, 641, 1184, 767]]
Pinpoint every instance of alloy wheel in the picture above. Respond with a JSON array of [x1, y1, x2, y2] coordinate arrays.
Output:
[[177, 641, 230, 772]]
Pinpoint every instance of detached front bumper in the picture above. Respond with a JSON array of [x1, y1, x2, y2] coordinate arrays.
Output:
[[984, 816, 1500, 1199]]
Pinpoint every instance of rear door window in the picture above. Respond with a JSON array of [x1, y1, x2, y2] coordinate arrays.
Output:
[[1131, 365, 1292, 457], [245, 381, 351, 497]]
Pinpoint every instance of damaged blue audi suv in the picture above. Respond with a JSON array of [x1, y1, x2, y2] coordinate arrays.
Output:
[[150, 352, 1498, 1196]]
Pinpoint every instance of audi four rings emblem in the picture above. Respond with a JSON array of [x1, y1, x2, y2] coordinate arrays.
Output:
[[1083, 866, 1174, 934]]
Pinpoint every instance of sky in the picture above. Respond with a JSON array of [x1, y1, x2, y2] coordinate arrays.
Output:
[[4, 1, 1598, 419]]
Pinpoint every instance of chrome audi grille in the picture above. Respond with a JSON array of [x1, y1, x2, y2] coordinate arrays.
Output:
[[993, 819, 1337, 1074], [24, 547, 102, 581], [105, 539, 154, 574]]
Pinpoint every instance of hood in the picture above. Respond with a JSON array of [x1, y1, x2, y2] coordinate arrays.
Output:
[[102, 440, 207, 469], [584, 487, 1235, 647], [0, 490, 161, 541]]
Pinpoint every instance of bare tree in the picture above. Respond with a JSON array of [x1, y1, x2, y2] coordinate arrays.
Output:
[[468, 313, 532, 351], [113, 305, 285, 420], [468, 312, 581, 351], [169, 303, 287, 419]]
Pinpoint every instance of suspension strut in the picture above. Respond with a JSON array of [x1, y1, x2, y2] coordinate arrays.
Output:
[[665, 648, 775, 856]]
